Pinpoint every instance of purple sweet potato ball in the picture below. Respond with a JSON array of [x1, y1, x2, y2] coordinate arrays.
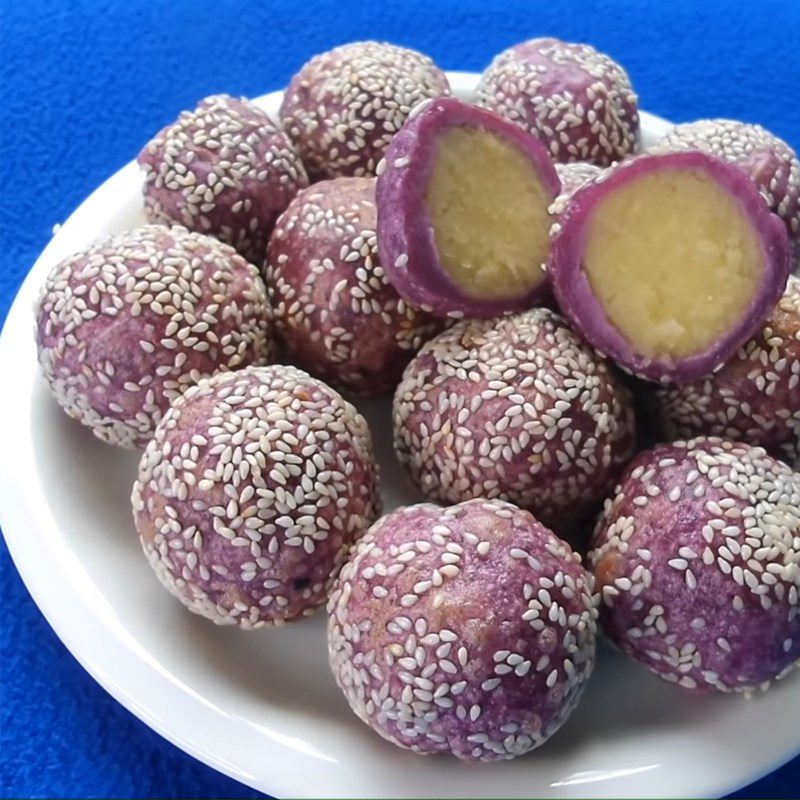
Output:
[[138, 94, 308, 265], [328, 498, 598, 761], [393, 308, 636, 541], [475, 38, 640, 166], [590, 437, 800, 693], [35, 224, 273, 449], [376, 97, 561, 318], [549, 151, 792, 384], [646, 275, 800, 468], [132, 365, 381, 628], [279, 41, 450, 181], [265, 176, 443, 396], [650, 119, 800, 252]]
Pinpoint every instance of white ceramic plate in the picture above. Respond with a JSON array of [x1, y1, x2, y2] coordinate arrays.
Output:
[[1, 72, 798, 800]]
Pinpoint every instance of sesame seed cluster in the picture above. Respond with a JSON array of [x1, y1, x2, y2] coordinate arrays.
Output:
[[280, 41, 451, 180], [35, 224, 273, 448], [132, 365, 381, 627], [648, 275, 800, 468], [590, 437, 800, 693], [392, 308, 637, 540], [328, 498, 597, 760], [266, 177, 443, 395], [475, 38, 640, 166], [139, 94, 308, 265]]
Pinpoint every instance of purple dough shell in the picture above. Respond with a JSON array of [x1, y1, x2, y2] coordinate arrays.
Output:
[[328, 498, 597, 761], [551, 162, 605, 219], [376, 97, 561, 318], [132, 364, 381, 628], [280, 41, 450, 180], [139, 94, 308, 265], [475, 38, 639, 167], [266, 177, 443, 396], [392, 307, 636, 541], [35, 224, 273, 449], [649, 119, 800, 250], [589, 436, 800, 693], [549, 151, 793, 384], [646, 275, 800, 467]]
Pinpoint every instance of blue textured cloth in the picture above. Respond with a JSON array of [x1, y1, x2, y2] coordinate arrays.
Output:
[[1, 1, 799, 797]]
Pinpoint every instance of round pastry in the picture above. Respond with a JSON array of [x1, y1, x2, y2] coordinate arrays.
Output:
[[139, 94, 308, 265], [35, 224, 273, 449], [475, 37, 639, 166], [549, 151, 792, 383], [376, 97, 560, 318], [280, 41, 450, 180], [266, 176, 442, 395], [132, 364, 381, 628], [647, 275, 800, 467], [649, 118, 800, 251], [328, 498, 597, 761], [392, 308, 636, 540], [590, 437, 800, 693]]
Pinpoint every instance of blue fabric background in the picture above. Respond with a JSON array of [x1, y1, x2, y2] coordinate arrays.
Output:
[[1, 1, 799, 797]]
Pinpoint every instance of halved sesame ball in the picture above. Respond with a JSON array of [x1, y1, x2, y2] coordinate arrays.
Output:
[[649, 119, 800, 251], [549, 152, 793, 383], [377, 97, 561, 318], [646, 275, 800, 467], [132, 365, 381, 628], [266, 177, 443, 396], [328, 498, 598, 761], [139, 94, 308, 265], [35, 224, 273, 449], [475, 38, 640, 166], [392, 308, 636, 541], [280, 41, 450, 180], [590, 437, 800, 693]]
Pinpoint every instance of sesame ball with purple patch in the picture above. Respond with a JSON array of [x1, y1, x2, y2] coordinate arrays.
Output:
[[328, 498, 597, 761], [590, 437, 800, 693], [138, 95, 308, 266], [35, 224, 273, 449], [132, 364, 381, 628], [266, 177, 443, 396], [646, 275, 800, 468], [392, 308, 636, 542], [650, 119, 800, 254], [280, 41, 450, 181], [475, 38, 639, 166]]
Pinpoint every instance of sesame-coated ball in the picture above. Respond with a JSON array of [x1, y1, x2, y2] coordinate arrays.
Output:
[[139, 95, 308, 265], [590, 437, 800, 693], [280, 41, 450, 180], [35, 224, 273, 449], [266, 177, 443, 395], [392, 308, 636, 541], [647, 275, 800, 468], [475, 38, 639, 166], [650, 119, 800, 249], [328, 498, 597, 761], [132, 365, 381, 628]]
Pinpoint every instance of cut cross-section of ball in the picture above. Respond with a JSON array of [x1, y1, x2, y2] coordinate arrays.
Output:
[[549, 152, 792, 383], [377, 97, 561, 318]]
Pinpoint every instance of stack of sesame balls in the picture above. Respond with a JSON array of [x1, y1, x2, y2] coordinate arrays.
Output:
[[34, 38, 799, 763]]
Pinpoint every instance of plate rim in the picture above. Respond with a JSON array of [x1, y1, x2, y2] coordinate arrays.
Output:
[[2, 71, 798, 799]]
